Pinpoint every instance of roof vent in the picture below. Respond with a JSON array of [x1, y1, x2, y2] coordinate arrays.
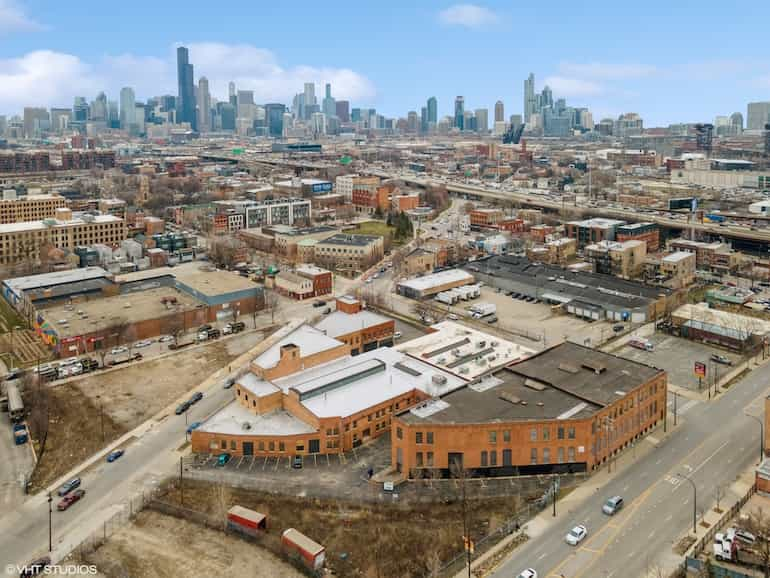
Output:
[[499, 391, 521, 405], [558, 363, 579, 374], [524, 378, 547, 391], [582, 360, 607, 374]]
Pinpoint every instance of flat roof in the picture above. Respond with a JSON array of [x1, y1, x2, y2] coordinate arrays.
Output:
[[168, 262, 257, 296], [198, 401, 316, 436], [662, 252, 693, 263], [465, 255, 671, 310], [399, 342, 664, 426], [0, 214, 122, 234], [673, 303, 770, 336], [318, 233, 382, 246], [568, 218, 626, 229], [41, 286, 201, 339], [4, 267, 110, 295], [395, 320, 535, 380], [397, 269, 475, 292], [617, 222, 655, 231], [296, 264, 329, 276], [274, 347, 464, 419], [314, 310, 391, 339], [254, 324, 344, 370]]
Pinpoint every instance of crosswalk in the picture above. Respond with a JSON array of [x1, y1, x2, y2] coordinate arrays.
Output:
[[668, 397, 699, 416]]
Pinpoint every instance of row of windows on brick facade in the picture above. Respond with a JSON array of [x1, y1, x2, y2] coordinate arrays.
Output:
[[396, 427, 577, 444]]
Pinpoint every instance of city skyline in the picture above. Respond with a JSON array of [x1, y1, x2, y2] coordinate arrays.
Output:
[[1, 1, 770, 124]]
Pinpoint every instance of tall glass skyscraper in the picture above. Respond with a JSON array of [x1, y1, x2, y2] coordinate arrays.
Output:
[[524, 73, 536, 123], [454, 96, 464, 130], [177, 46, 196, 130], [427, 96, 437, 125]]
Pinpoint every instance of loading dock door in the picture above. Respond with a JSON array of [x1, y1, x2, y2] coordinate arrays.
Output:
[[243, 442, 253, 456]]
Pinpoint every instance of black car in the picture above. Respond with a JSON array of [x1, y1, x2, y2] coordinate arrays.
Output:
[[175, 401, 191, 415], [189, 392, 203, 404], [613, 324, 624, 333], [313, 300, 326, 308]]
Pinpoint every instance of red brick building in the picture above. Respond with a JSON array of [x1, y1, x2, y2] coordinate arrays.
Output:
[[296, 264, 333, 297]]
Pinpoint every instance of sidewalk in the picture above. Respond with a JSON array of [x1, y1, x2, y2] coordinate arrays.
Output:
[[455, 421, 675, 578]]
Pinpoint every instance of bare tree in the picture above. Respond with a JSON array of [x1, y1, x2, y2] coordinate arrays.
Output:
[[745, 507, 770, 578], [213, 482, 231, 531], [265, 291, 281, 324], [121, 324, 137, 357], [167, 314, 185, 347], [714, 485, 724, 513], [450, 460, 475, 578]]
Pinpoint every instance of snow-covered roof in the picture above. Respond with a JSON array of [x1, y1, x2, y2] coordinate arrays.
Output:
[[314, 309, 391, 339], [253, 324, 344, 370], [197, 401, 316, 436]]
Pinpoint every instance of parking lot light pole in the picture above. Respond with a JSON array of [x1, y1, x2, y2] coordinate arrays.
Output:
[[48, 492, 52, 552], [677, 473, 697, 534], [746, 413, 765, 464]]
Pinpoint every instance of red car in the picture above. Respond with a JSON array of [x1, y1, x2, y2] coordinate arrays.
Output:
[[57, 489, 85, 511]]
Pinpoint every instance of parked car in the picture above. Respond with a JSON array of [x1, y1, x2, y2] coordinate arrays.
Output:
[[57, 477, 81, 496], [189, 392, 203, 404], [394, 331, 402, 339], [57, 489, 85, 511], [292, 455, 303, 469], [710, 354, 732, 366], [175, 401, 191, 415], [198, 324, 213, 332], [216, 453, 230, 467], [110, 346, 128, 355], [612, 324, 624, 333], [133, 339, 153, 348], [565, 525, 587, 546], [323, 308, 332, 314], [313, 301, 326, 308], [106, 449, 124, 463], [19, 556, 51, 577], [602, 495, 624, 515], [158, 335, 174, 343], [448, 313, 459, 321], [516, 570, 538, 578], [223, 378, 235, 389], [186, 421, 202, 434]]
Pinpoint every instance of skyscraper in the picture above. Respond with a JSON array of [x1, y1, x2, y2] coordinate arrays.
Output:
[[228, 82, 237, 108], [420, 107, 428, 134], [197, 77, 211, 132], [427, 96, 437, 125], [322, 83, 336, 117], [265, 103, 286, 137], [119, 87, 136, 130], [176, 46, 196, 130], [747, 102, 770, 131], [730, 112, 744, 134], [336, 101, 350, 123], [475, 108, 488, 133], [72, 97, 89, 123], [91, 92, 108, 122], [304, 83, 316, 119], [524, 73, 536, 123], [494, 101, 504, 123], [454, 96, 465, 130]]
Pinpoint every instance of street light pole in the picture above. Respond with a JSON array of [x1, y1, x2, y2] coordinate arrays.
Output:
[[746, 413, 765, 464], [677, 473, 697, 534], [48, 492, 53, 552]]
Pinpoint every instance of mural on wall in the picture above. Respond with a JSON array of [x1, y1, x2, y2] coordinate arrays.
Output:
[[34, 312, 58, 348]]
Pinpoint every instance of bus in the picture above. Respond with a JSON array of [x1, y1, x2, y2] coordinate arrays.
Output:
[[7, 382, 24, 422]]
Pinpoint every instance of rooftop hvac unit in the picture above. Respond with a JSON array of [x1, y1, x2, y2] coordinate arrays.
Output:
[[453, 349, 462, 356], [487, 354, 497, 362], [477, 340, 486, 349], [241, 422, 251, 430], [437, 356, 446, 365], [432, 374, 448, 385], [459, 366, 470, 374], [491, 341, 499, 347]]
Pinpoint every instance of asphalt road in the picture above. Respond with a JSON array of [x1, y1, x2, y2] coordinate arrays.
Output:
[[493, 359, 770, 578], [0, 416, 33, 510], [0, 369, 234, 572]]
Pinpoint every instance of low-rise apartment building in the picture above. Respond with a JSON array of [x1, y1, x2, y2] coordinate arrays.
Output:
[[312, 234, 384, 277], [0, 193, 67, 224]]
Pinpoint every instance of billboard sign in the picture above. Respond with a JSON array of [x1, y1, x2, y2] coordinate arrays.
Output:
[[311, 182, 333, 194], [669, 197, 698, 212], [694, 361, 706, 378]]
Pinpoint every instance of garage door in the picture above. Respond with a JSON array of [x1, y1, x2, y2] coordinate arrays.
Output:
[[242, 442, 253, 456], [631, 312, 645, 323]]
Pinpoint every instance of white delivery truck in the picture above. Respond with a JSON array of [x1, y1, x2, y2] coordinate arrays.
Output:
[[470, 303, 497, 319]]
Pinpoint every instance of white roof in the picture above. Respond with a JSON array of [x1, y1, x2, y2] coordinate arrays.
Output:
[[198, 401, 315, 436], [296, 264, 329, 276], [314, 310, 391, 339], [662, 251, 693, 263], [0, 214, 122, 234], [673, 303, 770, 337], [397, 269, 475, 292], [4, 266, 110, 293], [274, 347, 464, 419], [395, 320, 535, 380], [237, 372, 279, 397], [253, 324, 343, 370]]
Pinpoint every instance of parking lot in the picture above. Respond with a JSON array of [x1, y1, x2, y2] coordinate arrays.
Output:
[[616, 333, 743, 391], [189, 434, 392, 500]]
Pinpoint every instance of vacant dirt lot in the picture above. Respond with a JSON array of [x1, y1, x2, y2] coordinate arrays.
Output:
[[29, 329, 273, 491], [160, 479, 521, 578], [87, 509, 302, 578]]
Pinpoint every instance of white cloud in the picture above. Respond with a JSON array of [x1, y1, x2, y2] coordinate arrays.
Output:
[[438, 4, 498, 28], [542, 76, 605, 98], [0, 0, 45, 34], [0, 43, 375, 115], [558, 62, 658, 80]]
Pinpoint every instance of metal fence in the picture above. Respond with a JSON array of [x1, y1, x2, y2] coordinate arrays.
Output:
[[690, 481, 757, 558]]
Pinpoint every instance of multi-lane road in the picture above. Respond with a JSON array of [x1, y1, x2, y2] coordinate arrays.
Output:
[[493, 359, 769, 578]]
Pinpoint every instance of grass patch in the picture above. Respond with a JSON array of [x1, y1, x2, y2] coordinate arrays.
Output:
[[0, 297, 26, 333], [347, 221, 408, 246]]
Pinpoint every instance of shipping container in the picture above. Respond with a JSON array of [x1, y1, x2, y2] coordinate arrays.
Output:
[[282, 528, 326, 571], [226, 505, 266, 537]]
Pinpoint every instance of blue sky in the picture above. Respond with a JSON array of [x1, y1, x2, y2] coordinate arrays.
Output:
[[1, 0, 769, 125]]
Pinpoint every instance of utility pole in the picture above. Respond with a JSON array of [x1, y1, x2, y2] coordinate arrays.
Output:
[[48, 492, 53, 552], [746, 413, 765, 464], [552, 474, 558, 517], [678, 473, 697, 534], [180, 456, 184, 506]]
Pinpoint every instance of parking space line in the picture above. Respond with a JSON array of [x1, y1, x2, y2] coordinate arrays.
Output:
[[237, 456, 245, 468], [248, 456, 256, 472], [326, 454, 330, 467], [273, 457, 280, 471], [262, 456, 268, 470]]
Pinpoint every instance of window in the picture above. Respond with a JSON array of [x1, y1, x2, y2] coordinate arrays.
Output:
[[558, 447, 565, 463], [258, 441, 264, 451], [416, 432, 423, 444], [427, 432, 434, 444], [489, 431, 497, 444], [353, 420, 357, 428], [568, 447, 576, 461], [503, 449, 512, 466], [542, 448, 550, 463], [427, 452, 434, 467], [269, 441, 275, 451], [530, 448, 538, 465], [279, 441, 285, 452], [530, 428, 537, 442], [396, 427, 403, 440], [542, 427, 550, 441], [490, 450, 497, 466], [568, 427, 576, 439], [503, 430, 511, 442], [220, 440, 226, 449], [416, 452, 423, 467], [481, 451, 488, 467], [557, 427, 565, 440]]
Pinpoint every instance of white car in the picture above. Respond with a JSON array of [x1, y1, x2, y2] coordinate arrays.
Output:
[[565, 524, 587, 546], [133, 339, 153, 348], [448, 313, 459, 321], [111, 346, 128, 355], [158, 335, 174, 343], [517, 570, 537, 578], [394, 331, 402, 339]]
